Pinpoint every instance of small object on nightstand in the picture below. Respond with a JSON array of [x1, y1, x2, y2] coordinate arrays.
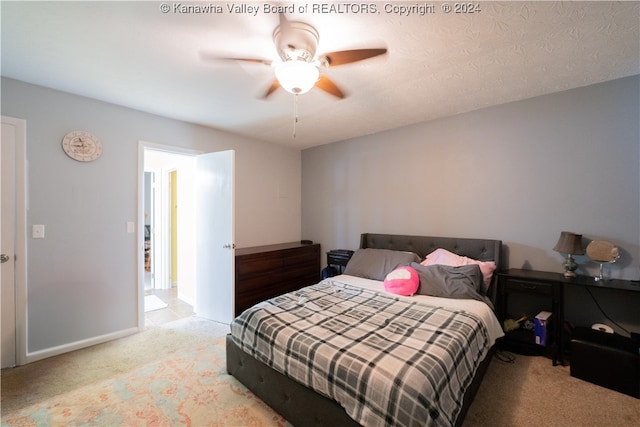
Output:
[[586, 240, 620, 281]]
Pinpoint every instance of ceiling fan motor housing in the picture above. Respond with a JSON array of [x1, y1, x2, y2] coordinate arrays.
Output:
[[273, 21, 319, 62]]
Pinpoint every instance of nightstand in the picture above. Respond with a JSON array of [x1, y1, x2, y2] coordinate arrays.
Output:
[[497, 269, 563, 365], [326, 249, 354, 274]]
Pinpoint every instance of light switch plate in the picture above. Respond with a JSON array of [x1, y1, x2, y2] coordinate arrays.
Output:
[[32, 224, 45, 239], [127, 222, 135, 234]]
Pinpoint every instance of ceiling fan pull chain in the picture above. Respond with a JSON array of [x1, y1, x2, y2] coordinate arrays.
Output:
[[292, 94, 299, 139]]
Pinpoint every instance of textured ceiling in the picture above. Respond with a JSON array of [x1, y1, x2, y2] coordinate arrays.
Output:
[[1, 1, 638, 149]]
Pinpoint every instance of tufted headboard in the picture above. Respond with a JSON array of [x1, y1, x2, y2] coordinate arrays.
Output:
[[359, 233, 503, 298]]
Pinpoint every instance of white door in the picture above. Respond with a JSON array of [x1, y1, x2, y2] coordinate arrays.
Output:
[[195, 150, 235, 323], [1, 118, 17, 368]]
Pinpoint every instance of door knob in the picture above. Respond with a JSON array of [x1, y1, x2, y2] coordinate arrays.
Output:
[[0, 254, 10, 263], [222, 243, 236, 249]]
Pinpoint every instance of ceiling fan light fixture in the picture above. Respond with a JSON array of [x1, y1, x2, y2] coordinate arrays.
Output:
[[275, 60, 319, 94]]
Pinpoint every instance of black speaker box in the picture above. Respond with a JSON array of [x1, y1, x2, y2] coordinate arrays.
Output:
[[570, 327, 639, 398]]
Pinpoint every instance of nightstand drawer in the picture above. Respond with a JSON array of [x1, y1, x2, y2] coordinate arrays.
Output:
[[504, 279, 554, 295], [327, 250, 354, 265]]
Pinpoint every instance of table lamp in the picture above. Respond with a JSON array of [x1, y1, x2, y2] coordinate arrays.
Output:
[[553, 231, 584, 278]]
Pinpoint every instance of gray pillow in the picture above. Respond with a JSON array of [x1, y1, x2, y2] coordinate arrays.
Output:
[[343, 248, 420, 281], [411, 263, 493, 308]]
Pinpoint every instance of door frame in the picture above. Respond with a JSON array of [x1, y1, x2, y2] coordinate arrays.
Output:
[[146, 167, 168, 290], [137, 141, 201, 329], [144, 170, 157, 290], [1, 116, 27, 366], [169, 169, 178, 287]]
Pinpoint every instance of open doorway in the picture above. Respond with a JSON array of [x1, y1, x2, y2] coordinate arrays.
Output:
[[138, 143, 236, 328], [142, 148, 197, 325]]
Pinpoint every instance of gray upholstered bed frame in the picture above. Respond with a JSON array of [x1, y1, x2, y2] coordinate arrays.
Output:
[[226, 233, 503, 427]]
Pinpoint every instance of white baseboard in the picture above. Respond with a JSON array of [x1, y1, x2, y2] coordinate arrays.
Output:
[[22, 327, 140, 365], [178, 292, 195, 307]]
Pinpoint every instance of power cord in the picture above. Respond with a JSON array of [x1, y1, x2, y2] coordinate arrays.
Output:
[[494, 349, 516, 363], [584, 286, 630, 335]]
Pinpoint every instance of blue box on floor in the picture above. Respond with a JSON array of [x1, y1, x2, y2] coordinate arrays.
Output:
[[534, 311, 552, 346]]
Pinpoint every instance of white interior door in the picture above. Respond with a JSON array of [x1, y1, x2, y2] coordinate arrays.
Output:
[[195, 150, 235, 323], [1, 118, 17, 368]]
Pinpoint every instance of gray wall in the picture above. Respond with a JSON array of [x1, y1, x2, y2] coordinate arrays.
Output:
[[3, 74, 638, 357], [2, 77, 302, 357], [302, 75, 640, 331]]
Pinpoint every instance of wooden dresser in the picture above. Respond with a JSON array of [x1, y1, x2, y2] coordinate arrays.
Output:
[[235, 242, 321, 316]]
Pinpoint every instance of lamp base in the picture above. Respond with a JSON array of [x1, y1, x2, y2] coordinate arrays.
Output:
[[562, 254, 578, 278]]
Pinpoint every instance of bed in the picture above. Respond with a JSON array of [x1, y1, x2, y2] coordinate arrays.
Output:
[[227, 233, 503, 427]]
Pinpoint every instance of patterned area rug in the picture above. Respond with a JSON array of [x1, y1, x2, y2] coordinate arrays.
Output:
[[2, 336, 292, 426]]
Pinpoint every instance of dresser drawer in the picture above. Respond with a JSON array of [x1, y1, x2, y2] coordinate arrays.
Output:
[[234, 242, 320, 316], [235, 273, 282, 293], [235, 253, 283, 277], [282, 246, 319, 264]]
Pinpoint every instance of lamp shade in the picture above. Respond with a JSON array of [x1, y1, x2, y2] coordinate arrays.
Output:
[[553, 231, 584, 255], [274, 60, 319, 94]]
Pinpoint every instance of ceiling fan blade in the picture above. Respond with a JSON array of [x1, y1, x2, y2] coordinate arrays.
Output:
[[315, 74, 345, 99], [321, 48, 387, 67], [262, 79, 281, 98], [199, 52, 272, 66]]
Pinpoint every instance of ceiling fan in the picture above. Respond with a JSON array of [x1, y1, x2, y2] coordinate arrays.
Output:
[[200, 14, 387, 99]]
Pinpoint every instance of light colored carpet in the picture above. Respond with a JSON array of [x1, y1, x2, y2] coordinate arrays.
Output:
[[2, 317, 638, 426], [144, 294, 168, 312], [463, 350, 640, 427]]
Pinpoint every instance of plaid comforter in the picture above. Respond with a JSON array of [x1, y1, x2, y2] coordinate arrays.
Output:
[[230, 279, 492, 427]]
